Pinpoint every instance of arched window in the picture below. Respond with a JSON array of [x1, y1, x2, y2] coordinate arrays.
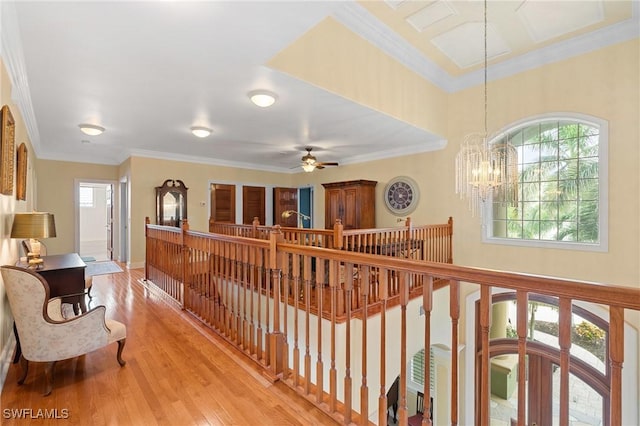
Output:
[[484, 114, 608, 251]]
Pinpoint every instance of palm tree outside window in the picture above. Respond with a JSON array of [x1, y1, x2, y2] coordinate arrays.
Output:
[[485, 115, 607, 251]]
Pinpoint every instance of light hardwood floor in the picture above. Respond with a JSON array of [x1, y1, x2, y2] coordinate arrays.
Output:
[[1, 265, 337, 425]]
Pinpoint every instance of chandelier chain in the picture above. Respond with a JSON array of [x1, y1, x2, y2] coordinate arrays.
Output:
[[483, 0, 488, 137]]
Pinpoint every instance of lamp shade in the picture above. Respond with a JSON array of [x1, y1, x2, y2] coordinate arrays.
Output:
[[10, 213, 57, 239]]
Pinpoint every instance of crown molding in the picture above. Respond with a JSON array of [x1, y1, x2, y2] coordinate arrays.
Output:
[[334, 1, 640, 93], [0, 1, 41, 156]]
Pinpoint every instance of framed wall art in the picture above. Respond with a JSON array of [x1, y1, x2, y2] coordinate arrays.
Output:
[[16, 143, 27, 201], [1, 105, 16, 195]]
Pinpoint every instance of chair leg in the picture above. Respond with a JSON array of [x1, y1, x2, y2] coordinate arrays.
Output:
[[43, 361, 56, 396], [116, 339, 126, 366], [17, 355, 28, 385]]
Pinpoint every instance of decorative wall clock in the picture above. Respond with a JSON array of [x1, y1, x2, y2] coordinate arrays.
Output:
[[384, 176, 420, 216]]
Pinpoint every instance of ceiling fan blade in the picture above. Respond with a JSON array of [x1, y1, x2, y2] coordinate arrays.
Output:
[[317, 162, 339, 167]]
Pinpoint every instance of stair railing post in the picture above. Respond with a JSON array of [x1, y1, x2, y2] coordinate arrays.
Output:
[[180, 218, 189, 308], [333, 219, 344, 249], [268, 226, 284, 379], [145, 217, 150, 281]]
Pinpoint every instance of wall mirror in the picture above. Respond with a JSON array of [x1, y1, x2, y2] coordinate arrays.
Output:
[[156, 179, 188, 227]]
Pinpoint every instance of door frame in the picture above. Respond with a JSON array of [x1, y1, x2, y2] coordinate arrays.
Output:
[[74, 178, 118, 260]]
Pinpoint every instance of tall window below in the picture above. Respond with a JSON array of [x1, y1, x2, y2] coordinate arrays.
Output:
[[79, 186, 95, 208], [410, 347, 434, 392], [486, 115, 607, 251]]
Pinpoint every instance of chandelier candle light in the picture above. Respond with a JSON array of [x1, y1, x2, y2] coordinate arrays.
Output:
[[455, 0, 517, 217]]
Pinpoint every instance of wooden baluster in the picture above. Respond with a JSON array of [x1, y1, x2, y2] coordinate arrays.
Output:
[[304, 255, 312, 395], [249, 246, 256, 356], [316, 258, 325, 405], [516, 290, 528, 426], [329, 259, 338, 413], [558, 297, 572, 426], [449, 279, 459, 426], [256, 248, 264, 361], [398, 271, 409, 425], [281, 251, 290, 380], [241, 245, 248, 350], [609, 306, 624, 426], [378, 268, 389, 426], [344, 263, 353, 424], [479, 286, 491, 426], [292, 253, 300, 385], [360, 266, 370, 426], [423, 276, 434, 426]]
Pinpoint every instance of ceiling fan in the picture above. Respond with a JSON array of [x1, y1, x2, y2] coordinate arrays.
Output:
[[299, 148, 339, 172]]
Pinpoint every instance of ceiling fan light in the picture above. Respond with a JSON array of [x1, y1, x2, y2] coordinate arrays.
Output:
[[248, 90, 277, 108], [78, 124, 105, 136], [191, 126, 212, 138], [302, 163, 316, 173]]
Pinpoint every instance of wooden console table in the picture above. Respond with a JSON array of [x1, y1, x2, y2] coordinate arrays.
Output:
[[18, 253, 87, 313]]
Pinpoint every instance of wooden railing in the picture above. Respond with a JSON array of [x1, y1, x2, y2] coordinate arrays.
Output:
[[210, 217, 453, 263], [146, 219, 640, 426]]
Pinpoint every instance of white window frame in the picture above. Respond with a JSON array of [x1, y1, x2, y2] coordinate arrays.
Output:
[[482, 113, 608, 252], [79, 185, 95, 208]]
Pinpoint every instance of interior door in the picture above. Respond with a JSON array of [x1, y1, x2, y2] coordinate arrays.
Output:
[[274, 187, 298, 226], [242, 185, 265, 224], [210, 184, 236, 224]]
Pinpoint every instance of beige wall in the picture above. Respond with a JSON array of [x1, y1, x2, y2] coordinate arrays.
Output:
[[127, 156, 301, 266], [0, 59, 38, 371], [268, 17, 448, 138], [35, 159, 119, 256]]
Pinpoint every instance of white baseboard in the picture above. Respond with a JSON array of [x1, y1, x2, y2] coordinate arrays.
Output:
[[0, 333, 16, 392], [128, 261, 145, 269]]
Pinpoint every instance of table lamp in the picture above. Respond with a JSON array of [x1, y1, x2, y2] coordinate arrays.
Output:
[[10, 212, 57, 267]]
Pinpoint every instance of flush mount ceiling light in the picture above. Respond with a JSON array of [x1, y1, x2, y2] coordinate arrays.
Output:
[[78, 124, 105, 136], [190, 126, 212, 138], [248, 90, 278, 108]]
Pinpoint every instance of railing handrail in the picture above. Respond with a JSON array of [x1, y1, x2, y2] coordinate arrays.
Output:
[[146, 218, 639, 426]]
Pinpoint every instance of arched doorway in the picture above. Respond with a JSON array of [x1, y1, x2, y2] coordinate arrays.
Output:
[[477, 294, 609, 425]]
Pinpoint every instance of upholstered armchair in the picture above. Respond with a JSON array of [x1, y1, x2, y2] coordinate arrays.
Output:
[[1, 266, 126, 395]]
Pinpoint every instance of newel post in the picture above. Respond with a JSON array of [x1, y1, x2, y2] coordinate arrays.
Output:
[[252, 216, 260, 239], [404, 217, 413, 244], [145, 217, 150, 281], [180, 219, 189, 308], [333, 219, 344, 249], [268, 225, 285, 379], [447, 217, 454, 263]]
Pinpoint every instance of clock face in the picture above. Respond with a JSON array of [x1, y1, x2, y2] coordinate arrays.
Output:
[[384, 176, 420, 215]]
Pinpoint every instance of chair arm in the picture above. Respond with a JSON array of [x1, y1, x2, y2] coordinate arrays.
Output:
[[46, 297, 66, 322], [35, 306, 112, 362]]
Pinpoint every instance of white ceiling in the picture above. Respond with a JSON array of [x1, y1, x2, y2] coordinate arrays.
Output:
[[5, 1, 638, 172]]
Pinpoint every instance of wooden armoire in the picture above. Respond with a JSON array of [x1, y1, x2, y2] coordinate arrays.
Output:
[[322, 180, 376, 230]]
